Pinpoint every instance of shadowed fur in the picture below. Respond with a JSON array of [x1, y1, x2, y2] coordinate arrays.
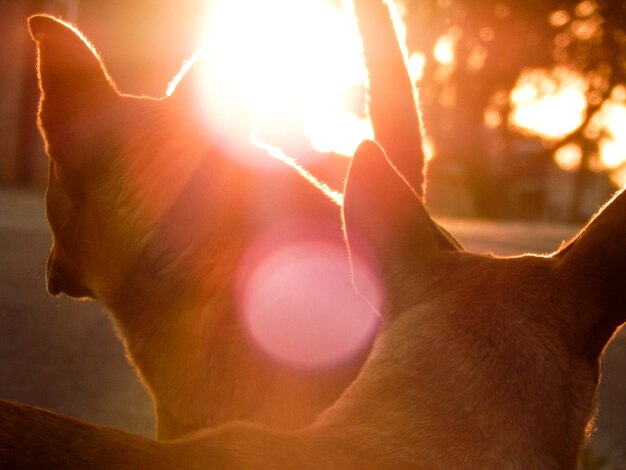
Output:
[[23, 0, 430, 441], [2, 140, 625, 468]]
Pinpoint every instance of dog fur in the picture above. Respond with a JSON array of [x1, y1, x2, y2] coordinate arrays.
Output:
[[26, 0, 436, 440], [0, 0, 624, 467], [2, 138, 626, 467]]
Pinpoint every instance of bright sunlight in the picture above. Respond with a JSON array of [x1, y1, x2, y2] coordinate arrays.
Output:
[[186, 0, 626, 187], [197, 0, 374, 157]]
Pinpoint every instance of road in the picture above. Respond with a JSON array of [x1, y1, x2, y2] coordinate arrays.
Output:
[[0, 188, 624, 466]]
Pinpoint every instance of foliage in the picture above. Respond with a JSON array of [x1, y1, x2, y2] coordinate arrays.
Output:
[[401, 0, 626, 219]]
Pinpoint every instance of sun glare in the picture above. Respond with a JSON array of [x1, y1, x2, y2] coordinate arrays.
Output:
[[509, 66, 588, 141], [190, 1, 619, 182], [195, 0, 377, 157]]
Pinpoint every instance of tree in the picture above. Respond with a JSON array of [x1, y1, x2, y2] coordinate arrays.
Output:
[[402, 0, 626, 220]]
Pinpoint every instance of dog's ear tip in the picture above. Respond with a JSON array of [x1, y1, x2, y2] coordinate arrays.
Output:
[[28, 14, 56, 39], [349, 140, 387, 182], [28, 15, 79, 43], [353, 140, 384, 166], [355, 139, 382, 155]]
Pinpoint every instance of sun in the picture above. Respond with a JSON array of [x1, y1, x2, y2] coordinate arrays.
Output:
[[194, 0, 374, 157]]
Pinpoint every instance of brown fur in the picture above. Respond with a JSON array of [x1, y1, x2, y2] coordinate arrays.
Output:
[[1, 1, 624, 467], [26, 0, 431, 440], [2, 140, 625, 468]]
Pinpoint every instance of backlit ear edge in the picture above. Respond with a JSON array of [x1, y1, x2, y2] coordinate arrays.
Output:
[[28, 15, 119, 169], [343, 141, 441, 283], [553, 187, 626, 357]]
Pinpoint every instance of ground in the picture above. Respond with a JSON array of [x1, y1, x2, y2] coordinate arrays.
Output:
[[0, 188, 624, 467]]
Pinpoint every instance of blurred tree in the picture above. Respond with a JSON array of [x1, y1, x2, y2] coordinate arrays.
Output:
[[402, 0, 626, 220]]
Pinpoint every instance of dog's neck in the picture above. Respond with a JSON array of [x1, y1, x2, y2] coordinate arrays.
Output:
[[100, 143, 363, 439], [123, 293, 366, 439]]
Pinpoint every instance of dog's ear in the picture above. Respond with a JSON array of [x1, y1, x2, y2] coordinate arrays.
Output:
[[554, 188, 626, 358], [342, 140, 441, 300], [352, 0, 462, 253], [28, 15, 119, 170], [353, 0, 424, 197]]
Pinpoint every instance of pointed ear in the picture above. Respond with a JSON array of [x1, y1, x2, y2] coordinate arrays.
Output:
[[343, 140, 441, 295], [28, 15, 118, 169], [555, 188, 626, 356], [352, 0, 424, 195]]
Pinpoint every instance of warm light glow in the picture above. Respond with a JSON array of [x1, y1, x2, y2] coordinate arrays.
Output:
[[575, 0, 598, 17], [608, 165, 626, 187], [493, 90, 509, 106], [484, 108, 502, 128], [302, 111, 373, 156], [586, 89, 626, 175], [612, 84, 626, 101], [408, 51, 426, 82], [194, 0, 383, 157], [237, 222, 381, 369], [570, 16, 602, 41], [434, 34, 455, 65], [423, 135, 437, 162], [549, 10, 571, 28], [250, 134, 344, 205], [596, 102, 626, 176], [554, 143, 582, 171], [467, 46, 488, 71], [509, 66, 588, 141], [599, 137, 626, 170]]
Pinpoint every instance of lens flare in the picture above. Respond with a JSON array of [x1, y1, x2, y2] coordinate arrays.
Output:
[[237, 221, 382, 369]]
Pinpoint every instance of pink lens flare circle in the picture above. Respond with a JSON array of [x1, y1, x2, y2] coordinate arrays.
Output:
[[237, 235, 382, 370]]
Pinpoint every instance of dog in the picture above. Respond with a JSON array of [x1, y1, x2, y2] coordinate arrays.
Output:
[[25, 0, 447, 440], [2, 0, 623, 467], [2, 138, 626, 468]]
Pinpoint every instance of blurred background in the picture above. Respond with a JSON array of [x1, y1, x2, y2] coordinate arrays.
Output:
[[0, 0, 625, 468], [2, 0, 626, 223]]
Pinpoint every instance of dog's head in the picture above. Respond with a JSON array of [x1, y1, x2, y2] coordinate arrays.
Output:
[[341, 140, 626, 466], [28, 15, 260, 304]]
